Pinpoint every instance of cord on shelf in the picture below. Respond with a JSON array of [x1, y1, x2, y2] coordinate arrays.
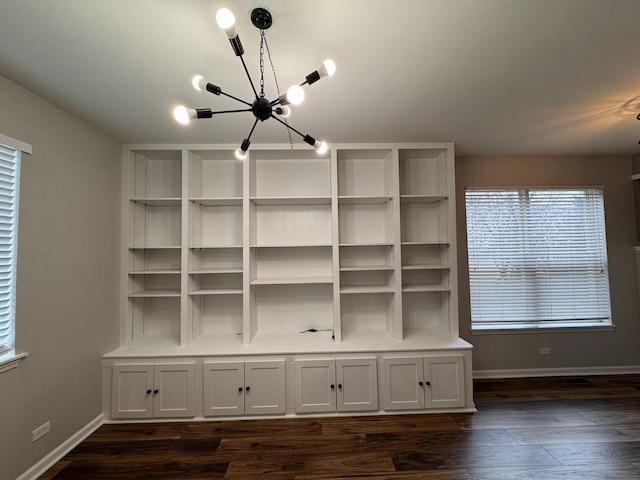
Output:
[[299, 328, 335, 341]]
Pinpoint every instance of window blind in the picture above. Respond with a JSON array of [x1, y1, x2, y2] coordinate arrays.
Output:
[[465, 188, 611, 327], [0, 143, 20, 354]]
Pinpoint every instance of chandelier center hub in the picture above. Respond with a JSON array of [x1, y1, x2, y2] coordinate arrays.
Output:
[[252, 97, 272, 121]]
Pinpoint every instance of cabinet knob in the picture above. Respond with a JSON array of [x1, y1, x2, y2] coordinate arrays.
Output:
[[425, 381, 431, 386], [330, 384, 335, 389], [245, 386, 250, 391], [418, 381, 424, 386], [153, 389, 159, 394], [338, 384, 342, 389], [238, 387, 243, 392], [146, 389, 152, 394]]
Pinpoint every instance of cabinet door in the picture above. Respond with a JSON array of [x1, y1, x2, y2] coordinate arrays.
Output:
[[111, 364, 154, 419], [423, 355, 465, 409], [203, 362, 245, 417], [244, 360, 286, 416], [153, 364, 196, 418], [336, 358, 378, 412], [294, 359, 337, 413], [381, 357, 425, 411]]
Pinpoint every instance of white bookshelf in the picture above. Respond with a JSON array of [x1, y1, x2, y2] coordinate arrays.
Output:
[[398, 147, 455, 339], [119, 143, 461, 350], [109, 143, 474, 420], [125, 150, 182, 345]]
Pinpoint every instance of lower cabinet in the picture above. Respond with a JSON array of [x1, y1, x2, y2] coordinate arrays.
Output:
[[111, 363, 196, 419], [381, 355, 465, 410], [203, 360, 286, 416], [294, 358, 378, 413], [105, 350, 472, 421]]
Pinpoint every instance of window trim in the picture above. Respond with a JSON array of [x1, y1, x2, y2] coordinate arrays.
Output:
[[0, 133, 30, 374], [465, 186, 612, 332]]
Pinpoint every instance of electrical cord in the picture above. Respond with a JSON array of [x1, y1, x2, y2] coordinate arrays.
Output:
[[299, 328, 335, 341]]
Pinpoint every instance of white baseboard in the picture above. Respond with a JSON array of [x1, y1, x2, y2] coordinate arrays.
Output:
[[16, 414, 104, 480], [473, 365, 640, 379]]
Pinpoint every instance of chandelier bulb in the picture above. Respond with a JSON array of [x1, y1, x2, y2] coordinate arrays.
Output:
[[318, 59, 336, 78], [216, 8, 237, 39], [192, 75, 206, 92], [235, 148, 248, 160], [173, 105, 195, 125], [235, 138, 250, 160], [275, 106, 291, 118], [285, 85, 305, 105], [314, 141, 329, 155]]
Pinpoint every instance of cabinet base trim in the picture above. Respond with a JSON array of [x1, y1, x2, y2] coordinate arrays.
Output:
[[103, 408, 477, 424]]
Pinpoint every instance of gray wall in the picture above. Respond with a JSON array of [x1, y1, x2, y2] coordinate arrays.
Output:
[[0, 74, 121, 480], [457, 155, 640, 373], [2, 69, 640, 476]]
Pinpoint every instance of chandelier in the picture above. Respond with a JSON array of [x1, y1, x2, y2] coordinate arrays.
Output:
[[173, 7, 335, 159]]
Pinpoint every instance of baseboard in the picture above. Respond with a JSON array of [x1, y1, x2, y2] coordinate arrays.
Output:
[[16, 414, 104, 480], [473, 365, 640, 379]]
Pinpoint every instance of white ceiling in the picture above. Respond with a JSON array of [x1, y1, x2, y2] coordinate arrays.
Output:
[[1, 0, 639, 156]]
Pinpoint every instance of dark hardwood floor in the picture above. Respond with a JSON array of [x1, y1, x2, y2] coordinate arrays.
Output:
[[39, 374, 640, 479]]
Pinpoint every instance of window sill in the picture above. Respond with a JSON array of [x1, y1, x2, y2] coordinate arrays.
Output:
[[0, 352, 28, 374], [472, 323, 616, 335]]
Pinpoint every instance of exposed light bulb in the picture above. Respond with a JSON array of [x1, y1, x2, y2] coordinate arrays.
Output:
[[235, 138, 250, 160], [318, 59, 336, 78], [173, 105, 195, 125], [216, 8, 237, 38], [275, 106, 291, 118], [286, 85, 305, 105], [314, 141, 328, 154], [192, 75, 206, 91], [235, 148, 248, 160]]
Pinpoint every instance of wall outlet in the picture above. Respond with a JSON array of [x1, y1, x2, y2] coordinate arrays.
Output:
[[32, 421, 50, 442], [540, 347, 552, 355]]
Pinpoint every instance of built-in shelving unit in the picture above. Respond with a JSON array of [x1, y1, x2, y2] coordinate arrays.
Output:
[[118, 143, 462, 350], [126, 150, 182, 345], [108, 143, 472, 420]]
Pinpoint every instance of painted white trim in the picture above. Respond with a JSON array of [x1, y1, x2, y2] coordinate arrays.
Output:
[[16, 414, 104, 480], [0, 133, 32, 154], [473, 365, 640, 379], [0, 351, 28, 373]]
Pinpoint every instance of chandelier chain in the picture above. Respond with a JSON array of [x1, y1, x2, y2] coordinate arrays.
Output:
[[259, 30, 265, 98], [263, 35, 293, 148]]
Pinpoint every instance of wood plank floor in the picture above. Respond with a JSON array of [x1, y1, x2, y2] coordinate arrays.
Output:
[[39, 374, 640, 479]]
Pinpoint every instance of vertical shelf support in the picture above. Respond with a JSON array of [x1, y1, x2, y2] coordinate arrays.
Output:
[[330, 147, 342, 342], [242, 150, 252, 345], [180, 149, 190, 345], [390, 148, 403, 340]]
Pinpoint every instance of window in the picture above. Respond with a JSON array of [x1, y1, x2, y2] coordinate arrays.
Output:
[[465, 187, 611, 330], [0, 133, 30, 372]]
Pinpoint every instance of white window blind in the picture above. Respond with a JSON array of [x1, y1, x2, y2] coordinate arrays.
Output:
[[0, 143, 20, 354], [465, 188, 611, 328]]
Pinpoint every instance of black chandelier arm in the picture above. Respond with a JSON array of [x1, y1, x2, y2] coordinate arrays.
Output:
[[268, 97, 282, 108], [203, 82, 253, 107], [199, 108, 253, 117], [239, 55, 259, 99], [245, 117, 260, 141], [220, 91, 253, 107], [270, 114, 307, 140]]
